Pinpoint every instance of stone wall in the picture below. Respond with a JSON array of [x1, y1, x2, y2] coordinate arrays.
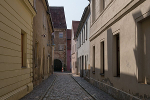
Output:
[[54, 29, 67, 69]]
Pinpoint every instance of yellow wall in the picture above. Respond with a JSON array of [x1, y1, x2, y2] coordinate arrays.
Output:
[[0, 0, 35, 99]]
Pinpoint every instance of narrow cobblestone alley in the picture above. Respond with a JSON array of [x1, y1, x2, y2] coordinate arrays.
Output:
[[43, 73, 93, 100], [21, 73, 115, 100]]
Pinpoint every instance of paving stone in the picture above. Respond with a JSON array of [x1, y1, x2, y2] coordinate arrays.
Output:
[[21, 72, 115, 100], [43, 98, 46, 100], [72, 74, 116, 100], [20, 74, 56, 100], [44, 73, 93, 100]]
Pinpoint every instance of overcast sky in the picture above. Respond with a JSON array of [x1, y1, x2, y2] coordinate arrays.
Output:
[[48, 0, 89, 29]]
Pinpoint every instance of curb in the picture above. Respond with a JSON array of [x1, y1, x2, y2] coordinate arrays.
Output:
[[39, 74, 57, 100], [71, 74, 96, 100]]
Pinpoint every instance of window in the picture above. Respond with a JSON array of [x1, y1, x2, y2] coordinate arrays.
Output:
[[100, 41, 105, 75], [34, 0, 36, 10], [103, 0, 105, 10], [81, 30, 83, 45], [75, 44, 76, 51], [59, 44, 64, 51], [85, 56, 87, 71], [35, 42, 38, 67], [77, 37, 79, 48], [92, 46, 95, 73], [137, 16, 150, 84], [21, 31, 27, 67], [59, 32, 63, 38], [92, 0, 96, 22], [80, 33, 81, 47], [100, 0, 105, 12], [87, 55, 88, 61], [86, 22, 88, 40], [113, 34, 120, 77], [81, 56, 84, 77], [79, 57, 81, 73], [75, 61, 77, 68], [116, 34, 120, 77], [83, 26, 85, 43]]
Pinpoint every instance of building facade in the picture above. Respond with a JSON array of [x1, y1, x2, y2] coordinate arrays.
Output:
[[89, 0, 150, 99], [32, 0, 54, 87], [0, 0, 36, 99], [49, 7, 67, 72], [67, 29, 72, 72], [71, 21, 80, 74], [76, 5, 90, 79]]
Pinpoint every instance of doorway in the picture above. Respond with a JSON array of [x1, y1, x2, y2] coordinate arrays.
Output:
[[54, 59, 62, 71]]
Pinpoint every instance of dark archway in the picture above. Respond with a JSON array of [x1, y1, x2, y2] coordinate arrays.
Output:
[[54, 59, 62, 71]]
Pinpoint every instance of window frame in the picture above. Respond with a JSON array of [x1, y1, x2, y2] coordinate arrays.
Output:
[[113, 33, 120, 77], [21, 30, 27, 68], [92, 45, 95, 74], [59, 32, 63, 38], [100, 40, 105, 76]]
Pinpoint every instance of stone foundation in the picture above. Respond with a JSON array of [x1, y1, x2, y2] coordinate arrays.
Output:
[[89, 78, 140, 100]]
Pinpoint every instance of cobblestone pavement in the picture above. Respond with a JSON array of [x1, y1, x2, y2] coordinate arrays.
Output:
[[72, 74, 116, 100], [43, 73, 94, 100], [21, 72, 115, 100], [20, 74, 56, 100]]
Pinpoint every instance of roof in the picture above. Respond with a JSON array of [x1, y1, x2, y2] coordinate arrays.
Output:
[[72, 21, 80, 38], [49, 7, 67, 29], [67, 29, 71, 39]]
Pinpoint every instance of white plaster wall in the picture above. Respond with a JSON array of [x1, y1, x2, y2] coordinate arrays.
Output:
[[77, 14, 91, 74]]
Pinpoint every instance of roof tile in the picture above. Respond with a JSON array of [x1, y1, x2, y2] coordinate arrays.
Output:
[[49, 7, 67, 29], [72, 21, 80, 38]]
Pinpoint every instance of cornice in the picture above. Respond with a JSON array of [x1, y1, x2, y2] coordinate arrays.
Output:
[[89, 0, 145, 42], [23, 0, 36, 16]]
